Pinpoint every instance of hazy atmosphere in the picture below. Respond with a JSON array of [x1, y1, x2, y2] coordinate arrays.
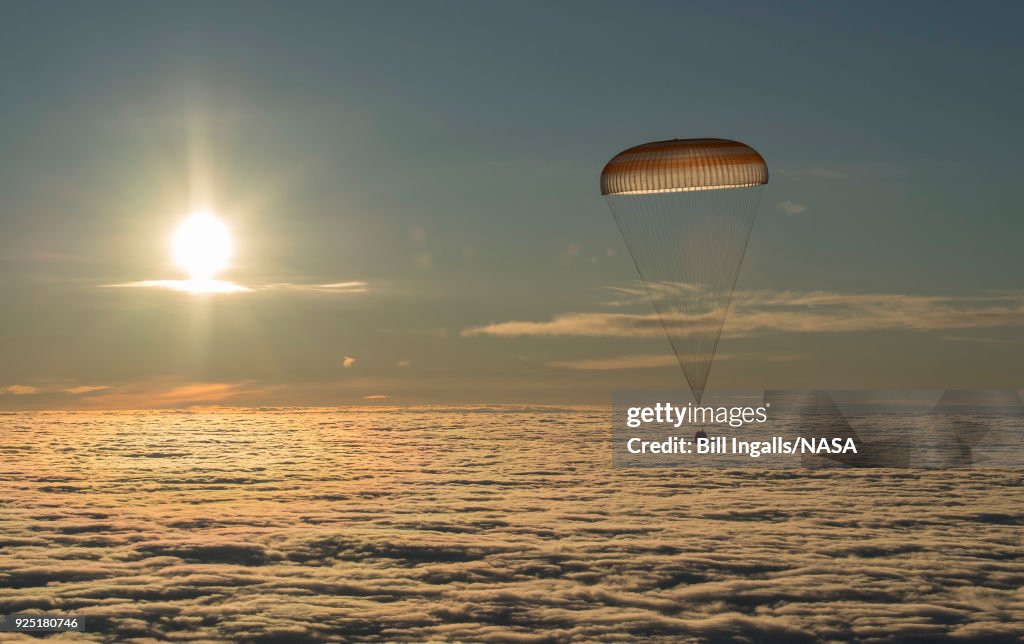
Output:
[[2, 1, 1024, 409]]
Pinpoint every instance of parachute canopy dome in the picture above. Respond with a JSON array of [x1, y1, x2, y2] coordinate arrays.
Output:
[[600, 138, 768, 196]]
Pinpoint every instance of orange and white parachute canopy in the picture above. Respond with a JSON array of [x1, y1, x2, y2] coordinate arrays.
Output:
[[600, 138, 768, 196]]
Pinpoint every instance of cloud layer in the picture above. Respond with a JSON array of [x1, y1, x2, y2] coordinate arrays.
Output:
[[0, 409, 1021, 641], [463, 288, 1024, 339]]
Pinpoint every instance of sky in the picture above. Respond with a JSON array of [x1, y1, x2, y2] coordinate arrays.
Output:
[[1, 0, 1023, 408]]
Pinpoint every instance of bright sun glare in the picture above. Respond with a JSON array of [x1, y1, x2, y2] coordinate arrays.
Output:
[[173, 211, 232, 281]]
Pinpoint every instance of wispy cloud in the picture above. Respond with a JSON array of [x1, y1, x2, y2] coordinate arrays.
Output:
[[778, 200, 808, 215], [547, 352, 811, 370], [98, 280, 368, 295], [363, 394, 389, 399], [464, 312, 666, 338], [463, 288, 1024, 339], [1, 385, 39, 395], [597, 282, 700, 308], [939, 335, 1018, 345], [268, 281, 369, 294], [63, 385, 110, 395], [99, 280, 251, 294], [66, 382, 274, 409]]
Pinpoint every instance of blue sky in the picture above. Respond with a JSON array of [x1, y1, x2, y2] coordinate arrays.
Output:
[[1, 1, 1023, 407]]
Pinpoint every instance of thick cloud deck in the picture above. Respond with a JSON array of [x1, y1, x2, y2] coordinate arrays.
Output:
[[0, 409, 1021, 642]]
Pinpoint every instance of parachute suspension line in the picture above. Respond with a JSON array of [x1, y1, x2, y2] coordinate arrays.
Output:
[[606, 186, 764, 402]]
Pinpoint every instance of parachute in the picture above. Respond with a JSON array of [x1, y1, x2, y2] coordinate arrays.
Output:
[[601, 138, 768, 402]]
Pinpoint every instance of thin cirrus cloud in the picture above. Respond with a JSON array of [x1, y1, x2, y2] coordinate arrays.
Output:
[[939, 335, 1018, 344], [463, 288, 1024, 339], [547, 352, 812, 370], [65, 382, 274, 409], [98, 280, 368, 295], [1, 385, 39, 395], [100, 280, 252, 294], [265, 281, 369, 294], [1, 385, 109, 397], [64, 385, 111, 395], [777, 200, 808, 215]]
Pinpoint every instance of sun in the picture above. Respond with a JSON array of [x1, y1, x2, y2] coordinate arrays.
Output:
[[173, 211, 232, 281]]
